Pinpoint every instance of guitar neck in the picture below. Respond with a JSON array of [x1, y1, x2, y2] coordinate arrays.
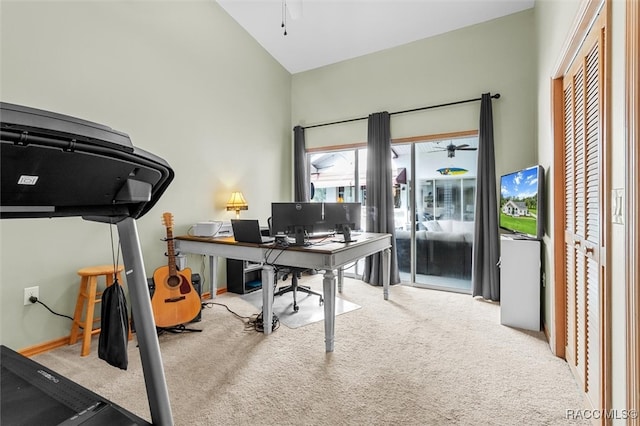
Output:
[[166, 227, 178, 276]]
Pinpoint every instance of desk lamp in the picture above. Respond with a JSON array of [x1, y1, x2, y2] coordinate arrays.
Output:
[[226, 191, 248, 219]]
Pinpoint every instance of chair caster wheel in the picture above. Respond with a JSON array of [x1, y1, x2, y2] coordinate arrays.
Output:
[[319, 298, 324, 306], [293, 305, 299, 312]]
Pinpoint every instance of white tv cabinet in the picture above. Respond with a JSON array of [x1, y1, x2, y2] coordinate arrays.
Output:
[[499, 235, 541, 331]]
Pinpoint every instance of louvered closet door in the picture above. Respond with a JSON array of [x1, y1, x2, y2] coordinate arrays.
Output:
[[562, 10, 605, 410]]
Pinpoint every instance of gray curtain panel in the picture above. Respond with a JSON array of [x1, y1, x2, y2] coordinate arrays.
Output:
[[293, 125, 310, 202], [363, 112, 400, 286], [472, 93, 500, 301]]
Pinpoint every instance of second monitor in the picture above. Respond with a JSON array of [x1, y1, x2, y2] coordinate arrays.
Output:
[[271, 202, 324, 246], [323, 202, 361, 239]]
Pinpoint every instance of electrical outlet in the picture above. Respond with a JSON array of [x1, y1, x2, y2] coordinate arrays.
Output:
[[24, 286, 39, 305]]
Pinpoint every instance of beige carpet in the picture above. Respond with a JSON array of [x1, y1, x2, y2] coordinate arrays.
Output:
[[241, 282, 360, 329], [33, 276, 589, 425]]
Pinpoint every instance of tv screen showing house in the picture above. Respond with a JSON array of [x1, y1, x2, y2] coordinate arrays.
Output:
[[499, 165, 544, 239]]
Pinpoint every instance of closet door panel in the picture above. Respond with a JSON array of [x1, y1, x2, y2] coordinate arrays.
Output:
[[563, 82, 577, 367], [561, 9, 605, 411]]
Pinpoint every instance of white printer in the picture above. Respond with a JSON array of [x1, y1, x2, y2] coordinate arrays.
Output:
[[192, 221, 231, 237]]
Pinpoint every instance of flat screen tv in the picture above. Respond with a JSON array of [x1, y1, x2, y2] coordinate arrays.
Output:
[[499, 165, 544, 240]]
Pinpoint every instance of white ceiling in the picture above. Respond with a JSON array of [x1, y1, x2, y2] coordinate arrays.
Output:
[[216, 0, 535, 74]]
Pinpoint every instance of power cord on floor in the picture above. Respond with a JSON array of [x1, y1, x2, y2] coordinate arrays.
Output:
[[156, 324, 202, 335], [29, 295, 281, 334], [201, 301, 279, 333], [28, 296, 76, 323], [250, 311, 280, 333]]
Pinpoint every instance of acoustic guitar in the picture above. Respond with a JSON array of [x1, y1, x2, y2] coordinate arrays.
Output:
[[151, 212, 201, 328]]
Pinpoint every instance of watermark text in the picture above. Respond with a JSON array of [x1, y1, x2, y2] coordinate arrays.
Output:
[[566, 409, 638, 420]]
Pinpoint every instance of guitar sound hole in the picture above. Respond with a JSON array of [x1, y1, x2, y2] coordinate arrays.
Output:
[[167, 275, 180, 288]]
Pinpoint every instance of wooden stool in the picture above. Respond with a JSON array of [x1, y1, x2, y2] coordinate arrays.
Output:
[[69, 264, 129, 356]]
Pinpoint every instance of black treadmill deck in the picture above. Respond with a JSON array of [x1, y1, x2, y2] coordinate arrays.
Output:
[[1, 345, 150, 425]]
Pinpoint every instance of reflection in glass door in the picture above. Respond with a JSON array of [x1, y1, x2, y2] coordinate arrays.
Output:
[[395, 137, 478, 293], [307, 136, 477, 293], [411, 138, 477, 293], [308, 149, 367, 277]]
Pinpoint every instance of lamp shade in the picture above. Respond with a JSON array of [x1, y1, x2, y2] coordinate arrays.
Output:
[[226, 191, 248, 219]]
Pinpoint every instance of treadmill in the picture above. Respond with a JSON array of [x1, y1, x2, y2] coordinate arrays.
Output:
[[1, 102, 175, 425]]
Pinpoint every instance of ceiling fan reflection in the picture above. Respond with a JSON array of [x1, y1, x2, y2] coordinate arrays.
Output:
[[430, 143, 478, 158]]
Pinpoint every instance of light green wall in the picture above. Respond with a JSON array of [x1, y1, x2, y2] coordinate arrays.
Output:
[[533, 0, 581, 350], [535, 0, 628, 419], [0, 1, 291, 350], [292, 10, 536, 182]]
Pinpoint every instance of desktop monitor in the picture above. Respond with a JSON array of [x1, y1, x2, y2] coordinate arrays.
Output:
[[323, 202, 362, 235], [271, 202, 324, 246]]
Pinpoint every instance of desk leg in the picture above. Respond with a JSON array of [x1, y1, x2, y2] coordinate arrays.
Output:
[[383, 247, 391, 300], [208, 255, 217, 299], [337, 267, 344, 293], [322, 269, 337, 352], [261, 264, 275, 335]]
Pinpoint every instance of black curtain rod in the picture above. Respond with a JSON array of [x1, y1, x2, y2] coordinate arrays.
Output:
[[301, 93, 500, 130]]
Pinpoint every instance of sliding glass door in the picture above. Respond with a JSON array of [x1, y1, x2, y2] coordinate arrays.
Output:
[[411, 138, 477, 293], [390, 138, 476, 292], [413, 137, 478, 293], [308, 149, 367, 277], [307, 135, 477, 292]]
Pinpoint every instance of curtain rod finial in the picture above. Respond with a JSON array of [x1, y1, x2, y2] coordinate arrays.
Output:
[[493, 93, 501, 99]]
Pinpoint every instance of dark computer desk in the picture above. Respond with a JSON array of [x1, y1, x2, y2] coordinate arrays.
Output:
[[174, 233, 392, 352]]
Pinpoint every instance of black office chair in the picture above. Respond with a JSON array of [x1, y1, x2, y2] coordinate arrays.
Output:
[[274, 268, 323, 312], [268, 217, 324, 313]]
